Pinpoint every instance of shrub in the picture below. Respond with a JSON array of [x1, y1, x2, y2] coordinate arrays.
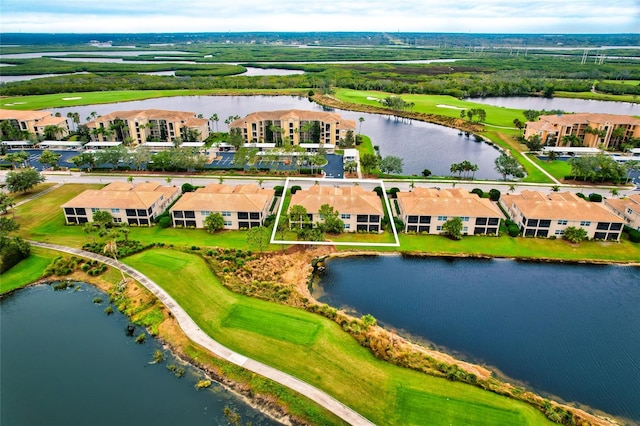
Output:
[[135, 333, 146, 344], [471, 188, 484, 197], [104, 306, 114, 315], [158, 216, 172, 228], [488, 189, 501, 201], [373, 186, 384, 197], [588, 193, 602, 202], [181, 183, 195, 193], [92, 297, 103, 304], [387, 187, 400, 198], [273, 185, 284, 197], [507, 224, 520, 237], [625, 226, 640, 243], [290, 185, 302, 194]]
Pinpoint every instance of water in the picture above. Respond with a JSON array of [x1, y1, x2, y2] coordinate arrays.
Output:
[[47, 96, 502, 178], [314, 255, 640, 423], [0, 283, 280, 426], [467, 96, 640, 116]]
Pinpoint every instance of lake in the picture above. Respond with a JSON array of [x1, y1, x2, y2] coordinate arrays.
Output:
[[468, 96, 640, 116], [0, 283, 279, 426], [48, 95, 503, 178], [313, 255, 640, 423]]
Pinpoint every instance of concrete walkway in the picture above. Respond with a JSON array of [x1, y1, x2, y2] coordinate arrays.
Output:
[[30, 241, 374, 426]]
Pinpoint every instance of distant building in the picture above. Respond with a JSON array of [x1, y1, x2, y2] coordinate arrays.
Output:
[[170, 184, 274, 229], [397, 188, 503, 235], [86, 109, 209, 145], [289, 185, 383, 232], [604, 194, 640, 231], [61, 182, 180, 226], [229, 110, 356, 148], [500, 190, 625, 240], [0, 109, 69, 140], [524, 113, 640, 149]]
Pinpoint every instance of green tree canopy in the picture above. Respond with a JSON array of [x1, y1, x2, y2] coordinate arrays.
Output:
[[379, 156, 404, 175], [38, 150, 62, 169], [563, 226, 588, 244], [246, 225, 271, 252], [494, 154, 525, 181], [360, 153, 379, 175], [5, 168, 45, 193], [442, 217, 463, 240], [204, 212, 224, 233], [318, 204, 344, 234]]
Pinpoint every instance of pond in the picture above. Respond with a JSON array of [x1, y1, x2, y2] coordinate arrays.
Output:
[[313, 255, 640, 423], [0, 283, 280, 426], [48, 96, 503, 178], [467, 96, 640, 116]]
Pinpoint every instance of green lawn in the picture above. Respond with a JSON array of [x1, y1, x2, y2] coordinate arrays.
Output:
[[0, 89, 306, 110], [526, 154, 572, 181], [335, 89, 524, 130], [0, 247, 57, 294], [124, 249, 550, 426]]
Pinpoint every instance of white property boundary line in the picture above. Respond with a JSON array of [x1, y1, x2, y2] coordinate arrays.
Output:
[[270, 177, 400, 247]]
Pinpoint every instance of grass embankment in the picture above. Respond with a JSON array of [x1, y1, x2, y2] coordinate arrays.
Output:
[[0, 246, 58, 294], [124, 248, 550, 426], [3, 182, 57, 204]]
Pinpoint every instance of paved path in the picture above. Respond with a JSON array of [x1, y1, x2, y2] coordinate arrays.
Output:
[[29, 241, 374, 426]]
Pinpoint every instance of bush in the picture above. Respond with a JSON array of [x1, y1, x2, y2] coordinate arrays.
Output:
[[488, 189, 501, 201], [507, 224, 520, 237], [373, 186, 384, 197], [158, 216, 172, 228], [0, 240, 30, 273], [625, 226, 640, 243], [576, 192, 587, 200], [181, 183, 195, 193], [471, 188, 484, 197], [273, 185, 284, 197], [290, 185, 302, 194], [387, 187, 400, 198], [589, 193, 602, 202]]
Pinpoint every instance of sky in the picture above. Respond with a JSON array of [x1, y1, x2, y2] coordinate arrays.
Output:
[[0, 0, 638, 34]]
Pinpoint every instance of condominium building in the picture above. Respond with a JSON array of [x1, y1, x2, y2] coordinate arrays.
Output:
[[289, 185, 383, 232], [170, 184, 274, 229], [86, 109, 209, 145], [604, 194, 640, 231], [229, 110, 356, 147], [500, 190, 625, 240], [396, 188, 503, 235], [524, 113, 640, 149], [61, 182, 180, 226], [0, 109, 69, 139]]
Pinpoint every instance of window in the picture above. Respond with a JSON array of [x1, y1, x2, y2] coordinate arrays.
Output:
[[201, 211, 211, 216], [64, 208, 74, 215], [555, 229, 565, 236], [111, 208, 120, 214], [250, 212, 260, 220], [419, 216, 430, 224], [137, 209, 147, 217], [461, 217, 469, 222], [222, 211, 231, 217], [488, 218, 499, 226], [341, 213, 351, 220], [113, 217, 122, 223], [596, 222, 609, 230], [357, 215, 368, 223], [224, 221, 232, 226], [558, 220, 568, 225], [437, 216, 447, 221], [344, 224, 350, 229], [184, 211, 195, 219], [610, 223, 622, 231], [476, 217, 487, 225], [91, 208, 99, 213], [369, 215, 380, 223], [436, 226, 443, 231], [462, 227, 468, 232], [173, 211, 183, 218], [527, 219, 538, 227], [580, 221, 591, 227], [539, 220, 551, 228], [238, 212, 249, 219]]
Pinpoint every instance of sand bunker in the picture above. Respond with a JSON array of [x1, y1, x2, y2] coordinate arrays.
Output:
[[436, 104, 465, 110], [62, 97, 82, 100]]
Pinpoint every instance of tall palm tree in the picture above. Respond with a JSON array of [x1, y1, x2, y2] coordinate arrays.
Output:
[[210, 113, 219, 132], [358, 117, 365, 134]]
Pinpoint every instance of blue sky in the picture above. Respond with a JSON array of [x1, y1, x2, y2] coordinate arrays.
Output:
[[0, 0, 638, 34]]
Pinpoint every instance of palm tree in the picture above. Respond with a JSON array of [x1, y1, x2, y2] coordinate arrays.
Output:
[[358, 117, 365, 134], [103, 235, 127, 285], [609, 188, 620, 198], [210, 113, 219, 132]]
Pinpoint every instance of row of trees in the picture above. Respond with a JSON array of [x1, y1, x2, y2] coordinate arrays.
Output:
[[450, 160, 479, 179], [568, 154, 639, 183]]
